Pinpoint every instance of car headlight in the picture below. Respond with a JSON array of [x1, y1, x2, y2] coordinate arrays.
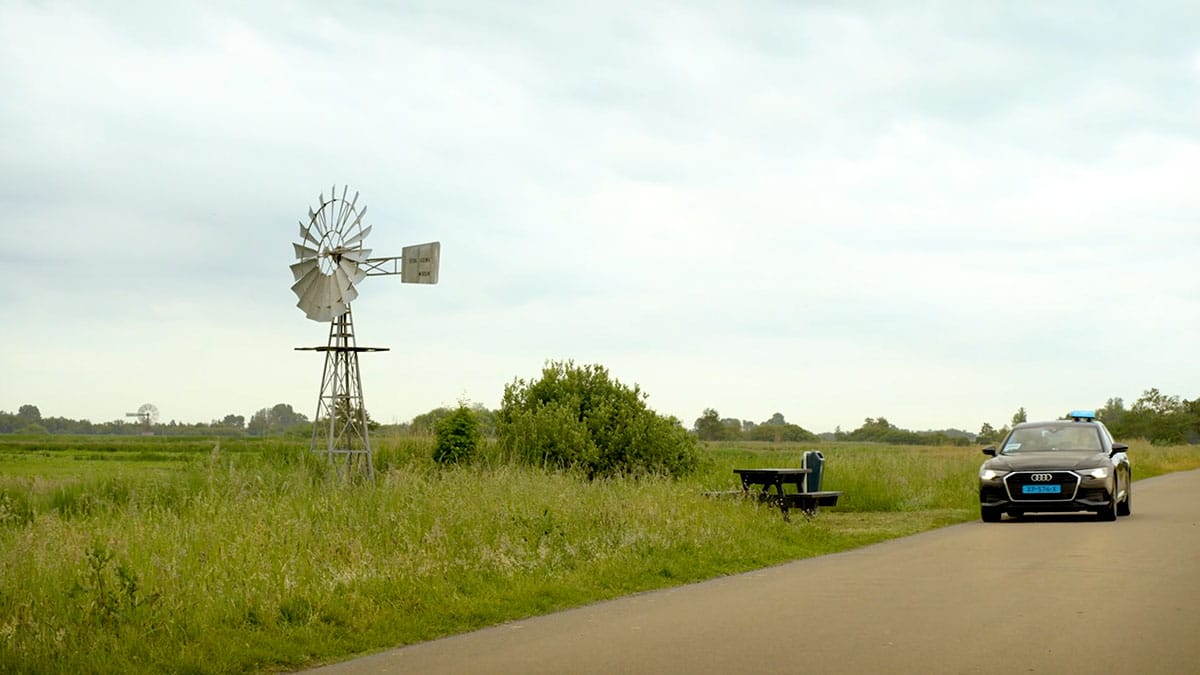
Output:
[[1080, 467, 1110, 479], [980, 468, 1009, 481]]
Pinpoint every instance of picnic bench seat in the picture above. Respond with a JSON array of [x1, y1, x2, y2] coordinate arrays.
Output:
[[706, 481, 843, 520], [760, 489, 842, 518]]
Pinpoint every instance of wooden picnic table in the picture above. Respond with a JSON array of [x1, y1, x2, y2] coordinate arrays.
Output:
[[733, 467, 842, 520]]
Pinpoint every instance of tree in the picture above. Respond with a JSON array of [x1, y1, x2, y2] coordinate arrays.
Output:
[[0, 411, 17, 433], [468, 403, 498, 437], [329, 400, 378, 432], [747, 422, 817, 443], [271, 403, 307, 428], [410, 406, 454, 435], [694, 408, 724, 441], [433, 404, 482, 464], [693, 409, 741, 441], [1096, 390, 1200, 443], [498, 361, 700, 478], [840, 416, 962, 445], [1185, 398, 1200, 444], [750, 411, 815, 443], [1011, 407, 1027, 426], [718, 417, 743, 438], [17, 405, 41, 424], [248, 403, 310, 435], [413, 403, 497, 437], [1134, 388, 1182, 415], [1128, 388, 1190, 444], [18, 422, 48, 435], [1096, 398, 1127, 431], [977, 422, 998, 444], [221, 414, 245, 429]]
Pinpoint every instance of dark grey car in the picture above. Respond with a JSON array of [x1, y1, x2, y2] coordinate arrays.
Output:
[[978, 411, 1131, 522]]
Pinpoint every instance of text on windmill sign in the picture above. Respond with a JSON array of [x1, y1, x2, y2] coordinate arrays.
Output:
[[401, 242, 441, 284]]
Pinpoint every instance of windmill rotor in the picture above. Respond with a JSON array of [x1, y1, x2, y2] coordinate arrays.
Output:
[[125, 403, 159, 428], [290, 185, 372, 323]]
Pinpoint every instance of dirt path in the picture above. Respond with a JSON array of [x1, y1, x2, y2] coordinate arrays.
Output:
[[306, 469, 1200, 674]]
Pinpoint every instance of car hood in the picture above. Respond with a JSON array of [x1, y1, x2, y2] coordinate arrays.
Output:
[[984, 451, 1110, 472]]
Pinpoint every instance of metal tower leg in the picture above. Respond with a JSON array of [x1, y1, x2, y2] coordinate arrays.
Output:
[[309, 307, 376, 481]]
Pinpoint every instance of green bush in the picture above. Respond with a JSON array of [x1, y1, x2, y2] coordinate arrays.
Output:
[[433, 405, 482, 464], [497, 361, 700, 478]]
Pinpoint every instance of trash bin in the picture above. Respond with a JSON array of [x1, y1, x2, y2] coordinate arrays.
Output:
[[802, 450, 824, 493]]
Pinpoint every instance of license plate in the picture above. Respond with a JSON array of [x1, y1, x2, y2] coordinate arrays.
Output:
[[1022, 484, 1061, 494]]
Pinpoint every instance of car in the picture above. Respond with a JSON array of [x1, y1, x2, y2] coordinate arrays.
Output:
[[978, 410, 1131, 522]]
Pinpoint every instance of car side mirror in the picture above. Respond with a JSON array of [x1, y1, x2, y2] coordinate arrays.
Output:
[[1110, 442, 1129, 456], [982, 446, 996, 457]]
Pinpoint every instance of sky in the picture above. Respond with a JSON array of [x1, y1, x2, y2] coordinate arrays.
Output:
[[1, 1, 1197, 434]]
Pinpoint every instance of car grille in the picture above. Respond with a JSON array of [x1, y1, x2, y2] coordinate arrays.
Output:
[[1005, 471, 1079, 501]]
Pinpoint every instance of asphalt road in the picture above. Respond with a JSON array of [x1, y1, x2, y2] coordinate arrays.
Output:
[[307, 469, 1200, 674]]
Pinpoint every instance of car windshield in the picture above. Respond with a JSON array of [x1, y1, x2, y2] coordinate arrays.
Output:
[[1002, 425, 1102, 453]]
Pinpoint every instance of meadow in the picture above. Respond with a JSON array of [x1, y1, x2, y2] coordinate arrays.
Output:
[[1, 434, 1197, 674]]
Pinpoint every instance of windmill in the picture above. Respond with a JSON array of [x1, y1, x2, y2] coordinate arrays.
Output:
[[125, 403, 159, 434], [291, 185, 440, 479]]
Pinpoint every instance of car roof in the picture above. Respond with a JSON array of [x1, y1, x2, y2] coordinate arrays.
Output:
[[1012, 419, 1102, 429]]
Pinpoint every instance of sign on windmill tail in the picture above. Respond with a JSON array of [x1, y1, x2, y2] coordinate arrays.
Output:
[[362, 242, 441, 284], [291, 185, 440, 480]]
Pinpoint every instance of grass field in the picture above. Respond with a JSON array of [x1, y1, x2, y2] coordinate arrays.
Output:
[[1, 435, 1197, 673]]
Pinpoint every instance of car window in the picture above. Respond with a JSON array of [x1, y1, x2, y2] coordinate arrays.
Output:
[[1003, 425, 1101, 452], [1003, 428, 1044, 452], [1099, 423, 1114, 445], [1059, 427, 1101, 450]]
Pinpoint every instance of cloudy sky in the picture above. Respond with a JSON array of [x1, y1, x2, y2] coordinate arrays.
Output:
[[1, 1, 1197, 433]]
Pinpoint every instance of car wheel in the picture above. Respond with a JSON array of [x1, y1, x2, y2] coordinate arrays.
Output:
[[1096, 497, 1117, 522], [981, 506, 1002, 523], [1117, 482, 1132, 517]]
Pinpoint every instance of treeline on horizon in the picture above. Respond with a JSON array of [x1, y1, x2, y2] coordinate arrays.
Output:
[[2, 387, 1197, 446], [693, 408, 975, 445]]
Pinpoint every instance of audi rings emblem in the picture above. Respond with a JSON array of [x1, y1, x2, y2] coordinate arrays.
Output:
[[1030, 473, 1054, 482]]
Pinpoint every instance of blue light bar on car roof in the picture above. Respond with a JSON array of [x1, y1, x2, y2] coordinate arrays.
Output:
[[1069, 410, 1096, 421]]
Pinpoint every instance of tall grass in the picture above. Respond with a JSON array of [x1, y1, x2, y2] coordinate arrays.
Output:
[[0, 436, 1196, 673]]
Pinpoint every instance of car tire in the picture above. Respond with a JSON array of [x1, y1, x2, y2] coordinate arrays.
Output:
[[1117, 482, 1132, 517], [1096, 497, 1117, 522], [981, 506, 1002, 523]]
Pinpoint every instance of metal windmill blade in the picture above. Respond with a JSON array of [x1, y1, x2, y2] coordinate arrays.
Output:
[[291, 188, 371, 322]]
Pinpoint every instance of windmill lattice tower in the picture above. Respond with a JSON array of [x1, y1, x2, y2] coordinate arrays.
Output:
[[290, 185, 440, 479]]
